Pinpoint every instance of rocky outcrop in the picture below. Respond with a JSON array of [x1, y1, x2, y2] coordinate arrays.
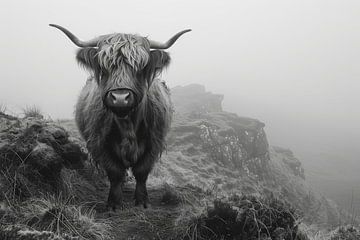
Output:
[[152, 84, 343, 228], [165, 112, 270, 182]]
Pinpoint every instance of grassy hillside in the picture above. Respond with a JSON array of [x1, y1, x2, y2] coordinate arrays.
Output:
[[0, 85, 358, 239]]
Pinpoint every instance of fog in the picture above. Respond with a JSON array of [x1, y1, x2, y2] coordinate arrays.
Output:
[[1, 0, 359, 208]]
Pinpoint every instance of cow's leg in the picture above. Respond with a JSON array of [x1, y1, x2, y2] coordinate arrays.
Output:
[[132, 163, 152, 208], [106, 166, 126, 211]]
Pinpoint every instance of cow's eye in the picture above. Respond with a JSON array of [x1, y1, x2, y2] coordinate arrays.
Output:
[[99, 70, 108, 81]]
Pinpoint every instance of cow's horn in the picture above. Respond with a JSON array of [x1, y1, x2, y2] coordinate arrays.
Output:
[[149, 29, 191, 49], [49, 24, 101, 48]]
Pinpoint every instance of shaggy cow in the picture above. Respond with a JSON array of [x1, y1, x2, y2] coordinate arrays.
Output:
[[50, 24, 190, 209]]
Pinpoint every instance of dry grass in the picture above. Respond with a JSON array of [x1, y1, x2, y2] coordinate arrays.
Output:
[[0, 225, 78, 240], [0, 103, 6, 114], [60, 167, 107, 205], [0, 158, 113, 239], [1, 194, 113, 240], [0, 158, 47, 203], [160, 183, 204, 207], [22, 105, 43, 119]]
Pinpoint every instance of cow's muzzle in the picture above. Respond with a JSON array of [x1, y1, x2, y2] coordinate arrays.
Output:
[[104, 88, 137, 117]]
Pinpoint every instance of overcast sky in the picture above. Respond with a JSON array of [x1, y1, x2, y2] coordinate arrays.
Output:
[[1, 0, 360, 196]]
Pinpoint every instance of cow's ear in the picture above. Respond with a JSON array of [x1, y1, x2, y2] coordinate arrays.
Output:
[[144, 50, 171, 83], [76, 48, 99, 73], [149, 50, 171, 70]]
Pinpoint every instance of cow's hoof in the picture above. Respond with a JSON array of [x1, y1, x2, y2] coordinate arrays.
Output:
[[107, 201, 127, 212], [135, 199, 151, 209]]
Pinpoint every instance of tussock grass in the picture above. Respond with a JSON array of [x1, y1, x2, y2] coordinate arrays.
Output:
[[23, 105, 43, 119], [0, 159, 48, 203], [1, 194, 113, 240], [0, 159, 112, 239]]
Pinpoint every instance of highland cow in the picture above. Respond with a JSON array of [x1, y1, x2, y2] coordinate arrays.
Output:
[[50, 24, 190, 209]]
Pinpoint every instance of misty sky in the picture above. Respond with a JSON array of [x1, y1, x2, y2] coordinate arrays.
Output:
[[1, 0, 360, 201]]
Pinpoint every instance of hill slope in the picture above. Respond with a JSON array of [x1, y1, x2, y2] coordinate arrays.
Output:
[[0, 84, 354, 239]]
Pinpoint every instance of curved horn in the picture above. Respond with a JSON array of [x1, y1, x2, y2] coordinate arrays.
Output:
[[149, 29, 191, 49], [49, 24, 100, 48]]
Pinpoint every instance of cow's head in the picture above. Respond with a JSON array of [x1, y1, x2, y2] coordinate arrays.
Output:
[[50, 24, 190, 117]]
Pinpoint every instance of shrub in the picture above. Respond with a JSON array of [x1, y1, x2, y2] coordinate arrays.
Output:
[[185, 194, 307, 240]]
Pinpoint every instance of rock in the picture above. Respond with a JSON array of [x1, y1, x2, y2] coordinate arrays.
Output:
[[31, 143, 63, 170], [0, 115, 87, 200], [152, 84, 343, 228], [166, 85, 270, 183]]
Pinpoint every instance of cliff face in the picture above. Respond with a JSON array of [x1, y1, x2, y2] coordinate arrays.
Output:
[[152, 84, 341, 227]]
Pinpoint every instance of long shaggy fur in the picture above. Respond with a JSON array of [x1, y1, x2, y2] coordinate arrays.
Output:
[[75, 78, 171, 169], [74, 32, 173, 208], [97, 34, 150, 71]]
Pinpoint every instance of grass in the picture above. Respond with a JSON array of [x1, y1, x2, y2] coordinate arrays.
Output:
[[160, 183, 204, 207], [347, 189, 359, 226], [1, 109, 356, 240], [0, 103, 6, 114], [0, 225, 78, 240], [0, 194, 113, 240], [0, 156, 112, 239], [327, 225, 360, 240], [22, 105, 43, 119], [0, 112, 112, 239], [0, 147, 53, 203]]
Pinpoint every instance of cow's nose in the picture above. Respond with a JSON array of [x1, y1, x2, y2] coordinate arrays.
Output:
[[105, 89, 135, 115]]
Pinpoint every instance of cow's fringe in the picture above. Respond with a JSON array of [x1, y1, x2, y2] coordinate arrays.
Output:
[[97, 33, 150, 71]]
